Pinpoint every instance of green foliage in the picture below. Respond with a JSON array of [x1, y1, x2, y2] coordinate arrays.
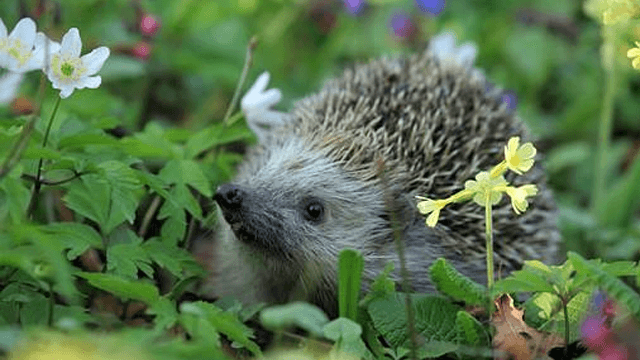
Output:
[[455, 310, 489, 347], [260, 302, 329, 338], [2, 0, 640, 358], [338, 248, 364, 322], [367, 293, 461, 358], [569, 252, 640, 321], [429, 257, 487, 306]]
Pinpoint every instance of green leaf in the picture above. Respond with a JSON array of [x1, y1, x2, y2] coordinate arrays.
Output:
[[76, 272, 160, 304], [143, 239, 204, 278], [184, 121, 253, 159], [39, 222, 103, 260], [569, 252, 640, 322], [158, 198, 187, 245], [493, 260, 557, 294], [64, 162, 143, 234], [58, 133, 119, 148], [338, 249, 364, 321], [361, 262, 396, 306], [0, 176, 30, 225], [429, 258, 487, 306], [180, 301, 261, 357], [159, 159, 212, 197], [106, 229, 153, 279], [367, 293, 460, 356], [260, 302, 329, 337], [524, 290, 592, 343], [455, 311, 489, 347], [323, 318, 371, 360]]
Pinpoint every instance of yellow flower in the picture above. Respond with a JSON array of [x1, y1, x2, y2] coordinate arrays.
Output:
[[417, 198, 449, 227], [603, 0, 640, 24], [464, 171, 507, 207], [628, 42, 640, 69], [504, 137, 536, 175], [505, 185, 538, 214]]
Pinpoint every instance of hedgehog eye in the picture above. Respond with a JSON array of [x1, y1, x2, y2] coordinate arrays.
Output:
[[302, 198, 324, 223]]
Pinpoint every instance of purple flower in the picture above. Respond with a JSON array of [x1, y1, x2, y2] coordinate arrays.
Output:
[[581, 316, 612, 351], [343, 0, 366, 16], [415, 0, 445, 16], [501, 90, 518, 110], [390, 12, 416, 39]]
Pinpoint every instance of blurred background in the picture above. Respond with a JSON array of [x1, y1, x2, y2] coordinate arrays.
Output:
[[1, 0, 640, 263]]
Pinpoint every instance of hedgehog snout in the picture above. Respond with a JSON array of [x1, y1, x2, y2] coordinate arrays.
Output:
[[215, 183, 244, 209]]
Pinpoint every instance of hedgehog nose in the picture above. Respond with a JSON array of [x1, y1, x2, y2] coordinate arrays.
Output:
[[215, 183, 243, 209]]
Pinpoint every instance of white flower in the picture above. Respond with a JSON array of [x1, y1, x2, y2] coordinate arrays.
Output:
[[241, 71, 289, 143], [45, 28, 109, 99], [0, 71, 24, 104], [0, 17, 51, 73]]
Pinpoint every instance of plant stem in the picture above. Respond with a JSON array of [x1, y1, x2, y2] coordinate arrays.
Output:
[[563, 298, 570, 354], [592, 26, 616, 216], [27, 96, 62, 219], [222, 36, 258, 126], [48, 281, 55, 327], [485, 197, 494, 290]]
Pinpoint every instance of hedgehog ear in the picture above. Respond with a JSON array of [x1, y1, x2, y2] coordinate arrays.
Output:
[[241, 71, 291, 143]]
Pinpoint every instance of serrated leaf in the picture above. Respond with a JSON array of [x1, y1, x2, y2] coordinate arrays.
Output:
[[260, 302, 329, 337], [106, 231, 153, 279], [455, 311, 489, 347], [568, 252, 640, 321], [159, 159, 212, 197], [158, 199, 187, 245], [76, 272, 159, 304], [39, 222, 103, 260], [367, 293, 460, 356], [180, 301, 261, 356], [429, 258, 487, 306], [338, 249, 363, 321], [143, 239, 203, 278]]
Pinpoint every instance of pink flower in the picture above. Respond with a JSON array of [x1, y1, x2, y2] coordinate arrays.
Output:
[[139, 14, 160, 37], [132, 41, 151, 60], [581, 316, 612, 351]]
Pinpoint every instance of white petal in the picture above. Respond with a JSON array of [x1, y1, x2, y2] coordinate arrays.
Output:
[[0, 18, 7, 39], [78, 75, 101, 89], [59, 85, 74, 99], [0, 72, 24, 104], [31, 33, 62, 71], [81, 47, 109, 75], [61, 28, 82, 58], [9, 18, 37, 46]]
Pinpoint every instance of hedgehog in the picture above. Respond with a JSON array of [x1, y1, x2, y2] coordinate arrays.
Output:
[[203, 33, 560, 317]]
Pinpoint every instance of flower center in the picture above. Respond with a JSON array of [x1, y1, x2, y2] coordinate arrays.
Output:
[[6, 38, 33, 66], [51, 53, 87, 83]]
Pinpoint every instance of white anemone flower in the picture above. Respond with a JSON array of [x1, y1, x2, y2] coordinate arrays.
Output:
[[0, 17, 50, 73], [45, 28, 109, 99]]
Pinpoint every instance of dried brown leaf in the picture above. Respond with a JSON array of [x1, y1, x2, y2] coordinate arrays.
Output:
[[492, 294, 565, 360]]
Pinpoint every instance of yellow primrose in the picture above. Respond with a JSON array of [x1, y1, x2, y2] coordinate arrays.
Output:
[[603, 0, 640, 24], [416, 198, 449, 227], [628, 41, 640, 69], [504, 137, 536, 175], [464, 171, 508, 207], [505, 184, 538, 214]]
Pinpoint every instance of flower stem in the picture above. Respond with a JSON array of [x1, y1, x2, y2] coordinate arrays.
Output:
[[562, 298, 570, 354], [485, 196, 494, 290], [592, 26, 616, 216], [27, 96, 62, 219]]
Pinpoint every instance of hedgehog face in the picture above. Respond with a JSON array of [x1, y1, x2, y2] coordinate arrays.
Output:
[[214, 135, 390, 267]]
